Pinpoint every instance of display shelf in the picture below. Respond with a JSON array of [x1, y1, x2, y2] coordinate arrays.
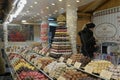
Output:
[[66, 63, 113, 80], [4, 52, 21, 80], [21, 56, 53, 80]]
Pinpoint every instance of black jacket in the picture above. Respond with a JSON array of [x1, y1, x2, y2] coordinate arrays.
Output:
[[78, 28, 96, 58]]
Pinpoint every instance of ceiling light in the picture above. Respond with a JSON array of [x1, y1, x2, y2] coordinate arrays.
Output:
[[46, 7, 49, 9], [34, 1, 38, 4], [51, 3, 55, 5], [67, 4, 71, 7], [30, 6, 33, 8], [27, 10, 29, 13], [55, 10, 58, 12], [22, 20, 26, 23], [76, 0, 80, 2], [61, 8, 64, 9], [59, 0, 62, 1]]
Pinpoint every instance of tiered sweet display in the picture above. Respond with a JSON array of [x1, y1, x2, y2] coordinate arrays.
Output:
[[50, 26, 72, 58]]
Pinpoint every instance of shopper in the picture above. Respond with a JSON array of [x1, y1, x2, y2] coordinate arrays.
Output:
[[78, 22, 97, 59]]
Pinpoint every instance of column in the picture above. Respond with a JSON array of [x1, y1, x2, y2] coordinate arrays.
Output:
[[3, 22, 8, 49], [66, 0, 77, 53]]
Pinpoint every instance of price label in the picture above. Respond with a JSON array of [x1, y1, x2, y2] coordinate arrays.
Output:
[[31, 59, 35, 63], [85, 66, 93, 73], [39, 50, 42, 54], [37, 50, 39, 53], [34, 61, 38, 66], [100, 70, 113, 80], [46, 52, 50, 56], [37, 64, 42, 69], [74, 62, 81, 69], [57, 76, 66, 80], [67, 58, 72, 65], [42, 51, 44, 55], [59, 57, 64, 62]]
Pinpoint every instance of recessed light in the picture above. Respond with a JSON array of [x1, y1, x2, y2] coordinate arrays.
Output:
[[30, 6, 33, 8], [22, 20, 26, 23], [61, 8, 64, 9], [67, 4, 71, 7], [55, 10, 58, 12], [46, 7, 49, 9], [27, 10, 29, 13], [51, 3, 55, 5], [76, 0, 80, 2], [34, 1, 38, 4], [59, 0, 62, 2]]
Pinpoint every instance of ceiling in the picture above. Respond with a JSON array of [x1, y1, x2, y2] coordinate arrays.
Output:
[[7, 0, 95, 24], [0, 0, 110, 24], [0, 0, 9, 23]]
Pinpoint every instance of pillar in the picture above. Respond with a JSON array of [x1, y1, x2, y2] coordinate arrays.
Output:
[[66, 0, 77, 53], [3, 22, 8, 49]]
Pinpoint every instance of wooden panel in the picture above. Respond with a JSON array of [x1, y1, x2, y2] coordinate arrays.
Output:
[[77, 18, 90, 46], [96, 0, 120, 11]]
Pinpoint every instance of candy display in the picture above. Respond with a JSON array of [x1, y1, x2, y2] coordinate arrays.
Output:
[[50, 26, 72, 58], [61, 69, 101, 80], [8, 53, 49, 80], [85, 60, 113, 74], [107, 65, 120, 80], [19, 71, 48, 80], [34, 57, 54, 69], [69, 54, 91, 67], [44, 61, 67, 78]]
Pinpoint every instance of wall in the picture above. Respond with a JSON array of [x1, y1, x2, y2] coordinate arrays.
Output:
[[96, 0, 120, 11], [77, 17, 90, 46], [34, 25, 40, 42]]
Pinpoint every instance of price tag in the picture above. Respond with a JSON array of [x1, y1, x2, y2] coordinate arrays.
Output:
[[66, 58, 72, 65], [34, 61, 38, 66], [46, 52, 50, 56], [59, 57, 64, 62], [31, 59, 35, 63], [57, 76, 66, 80], [37, 50, 39, 53], [42, 51, 44, 55], [39, 50, 42, 54], [100, 70, 113, 80], [37, 64, 42, 69], [85, 66, 93, 73], [74, 62, 81, 69]]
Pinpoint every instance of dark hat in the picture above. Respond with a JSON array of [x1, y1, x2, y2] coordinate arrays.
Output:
[[86, 22, 95, 28]]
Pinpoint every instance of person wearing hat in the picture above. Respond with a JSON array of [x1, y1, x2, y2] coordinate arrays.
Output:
[[78, 22, 97, 58]]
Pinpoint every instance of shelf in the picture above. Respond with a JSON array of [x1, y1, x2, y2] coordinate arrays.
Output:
[[66, 63, 111, 80], [22, 56, 53, 80], [4, 52, 21, 80]]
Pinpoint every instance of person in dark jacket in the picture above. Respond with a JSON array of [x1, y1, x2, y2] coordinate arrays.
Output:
[[78, 22, 97, 58]]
